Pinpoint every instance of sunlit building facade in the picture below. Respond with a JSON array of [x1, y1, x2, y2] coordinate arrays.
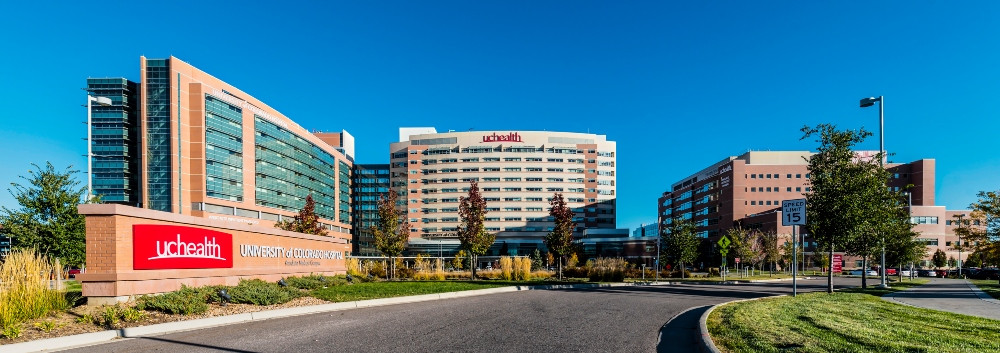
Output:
[[390, 128, 617, 255], [88, 56, 353, 242]]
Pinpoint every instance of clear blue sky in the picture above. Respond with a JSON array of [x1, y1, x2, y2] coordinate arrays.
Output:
[[1, 1, 998, 231]]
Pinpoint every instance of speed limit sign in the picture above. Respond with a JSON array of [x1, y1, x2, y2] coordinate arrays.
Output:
[[781, 199, 806, 226]]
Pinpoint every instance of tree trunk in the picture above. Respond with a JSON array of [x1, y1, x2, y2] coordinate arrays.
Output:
[[559, 256, 563, 281], [861, 257, 868, 289], [827, 244, 834, 294], [680, 261, 685, 279], [471, 254, 477, 280]]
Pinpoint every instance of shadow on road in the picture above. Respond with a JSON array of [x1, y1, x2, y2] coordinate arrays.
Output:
[[657, 305, 712, 353], [133, 336, 255, 353]]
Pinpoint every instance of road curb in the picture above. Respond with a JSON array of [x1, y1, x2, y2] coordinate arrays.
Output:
[[1, 330, 120, 353], [698, 295, 786, 353], [964, 280, 1000, 306], [4, 281, 643, 352]]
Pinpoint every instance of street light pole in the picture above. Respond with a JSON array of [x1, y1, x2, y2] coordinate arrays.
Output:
[[86, 95, 112, 200], [957, 214, 966, 277], [655, 236, 660, 282], [861, 96, 889, 289]]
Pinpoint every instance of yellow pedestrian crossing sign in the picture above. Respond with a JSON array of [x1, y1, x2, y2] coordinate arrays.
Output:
[[717, 235, 731, 249]]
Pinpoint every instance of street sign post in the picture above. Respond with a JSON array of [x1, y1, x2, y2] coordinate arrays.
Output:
[[782, 199, 807, 297], [718, 235, 731, 281]]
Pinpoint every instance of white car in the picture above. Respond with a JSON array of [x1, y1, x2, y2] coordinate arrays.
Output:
[[848, 269, 878, 276], [899, 269, 913, 277]]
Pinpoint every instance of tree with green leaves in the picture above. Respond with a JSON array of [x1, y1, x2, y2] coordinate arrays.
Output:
[[960, 191, 1000, 266], [761, 231, 780, 275], [452, 249, 467, 270], [932, 249, 947, 269], [0, 162, 93, 266], [885, 228, 926, 280], [727, 226, 762, 274], [662, 219, 699, 279], [371, 189, 409, 279], [544, 192, 576, 280], [780, 238, 796, 271], [457, 181, 495, 279], [274, 194, 326, 235], [802, 124, 915, 292]]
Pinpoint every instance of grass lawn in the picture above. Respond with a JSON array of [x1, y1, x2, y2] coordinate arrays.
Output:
[[970, 279, 1000, 300], [310, 280, 541, 302], [707, 279, 1000, 353]]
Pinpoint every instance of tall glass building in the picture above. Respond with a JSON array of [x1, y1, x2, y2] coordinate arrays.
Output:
[[85, 78, 141, 205], [88, 56, 354, 245], [351, 164, 389, 256]]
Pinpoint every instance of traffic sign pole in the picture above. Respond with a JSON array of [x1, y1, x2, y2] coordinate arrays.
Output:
[[782, 199, 806, 298], [792, 224, 797, 297]]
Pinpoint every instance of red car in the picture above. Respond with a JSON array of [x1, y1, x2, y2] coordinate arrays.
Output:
[[67, 268, 82, 278]]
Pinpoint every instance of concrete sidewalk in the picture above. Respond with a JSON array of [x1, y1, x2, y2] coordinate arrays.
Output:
[[883, 278, 1000, 320]]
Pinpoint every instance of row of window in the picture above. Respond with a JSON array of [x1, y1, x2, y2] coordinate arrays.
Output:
[[394, 149, 616, 158], [411, 197, 596, 204], [747, 200, 783, 206], [418, 167, 594, 174], [420, 187, 610, 193], [748, 173, 810, 179], [420, 177, 611, 184], [421, 157, 590, 164], [749, 186, 811, 192]]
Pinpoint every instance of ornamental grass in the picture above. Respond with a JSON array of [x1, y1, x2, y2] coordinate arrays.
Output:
[[0, 249, 69, 332]]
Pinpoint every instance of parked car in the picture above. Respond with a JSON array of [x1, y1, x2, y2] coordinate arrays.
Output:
[[849, 269, 878, 276], [920, 269, 938, 277], [67, 267, 82, 278], [970, 268, 999, 280], [897, 269, 912, 277], [885, 268, 897, 276]]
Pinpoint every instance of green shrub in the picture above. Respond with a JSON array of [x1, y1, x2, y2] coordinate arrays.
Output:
[[562, 266, 588, 278], [395, 268, 416, 279], [708, 268, 721, 277], [365, 260, 387, 279], [120, 307, 146, 322], [1, 324, 22, 339], [286, 274, 343, 290], [587, 258, 627, 282], [34, 320, 61, 333], [669, 270, 692, 278], [136, 285, 209, 315], [101, 306, 120, 329], [228, 279, 301, 306], [76, 314, 96, 325], [192, 285, 230, 304]]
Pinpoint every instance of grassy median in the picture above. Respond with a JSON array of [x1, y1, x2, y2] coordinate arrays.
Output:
[[708, 280, 1000, 353], [309, 280, 540, 302]]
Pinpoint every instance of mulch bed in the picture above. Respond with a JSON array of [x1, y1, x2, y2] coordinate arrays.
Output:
[[1, 296, 331, 345]]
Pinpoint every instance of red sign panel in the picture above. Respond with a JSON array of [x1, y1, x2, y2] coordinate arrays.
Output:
[[133, 225, 234, 270], [832, 254, 843, 273]]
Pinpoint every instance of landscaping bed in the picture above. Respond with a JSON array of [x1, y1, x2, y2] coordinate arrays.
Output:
[[706, 279, 1000, 352], [0, 276, 558, 345]]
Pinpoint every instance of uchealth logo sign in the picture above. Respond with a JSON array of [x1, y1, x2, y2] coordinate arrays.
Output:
[[133, 225, 234, 270]]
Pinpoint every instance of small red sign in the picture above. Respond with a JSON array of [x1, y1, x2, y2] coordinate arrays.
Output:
[[133, 225, 234, 270], [832, 254, 843, 273], [734, 257, 740, 263]]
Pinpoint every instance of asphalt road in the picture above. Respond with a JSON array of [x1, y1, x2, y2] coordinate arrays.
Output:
[[66, 277, 857, 353]]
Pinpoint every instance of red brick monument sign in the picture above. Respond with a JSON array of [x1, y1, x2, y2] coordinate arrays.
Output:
[[77, 204, 348, 305]]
